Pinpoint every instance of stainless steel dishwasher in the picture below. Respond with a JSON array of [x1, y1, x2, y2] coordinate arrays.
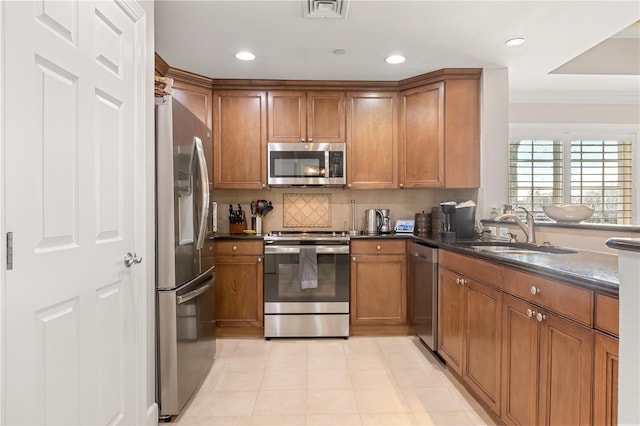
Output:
[[408, 241, 439, 352]]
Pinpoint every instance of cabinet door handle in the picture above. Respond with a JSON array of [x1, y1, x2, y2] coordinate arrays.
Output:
[[301, 138, 305, 143], [536, 312, 546, 322], [232, 245, 237, 251], [376, 245, 381, 251], [456, 278, 465, 285], [399, 183, 403, 188], [262, 183, 266, 189], [308, 138, 312, 143], [526, 308, 536, 318], [530, 286, 540, 295]]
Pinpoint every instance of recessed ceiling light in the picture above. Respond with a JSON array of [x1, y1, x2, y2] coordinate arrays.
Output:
[[385, 55, 406, 64], [235, 51, 255, 61], [505, 38, 525, 47]]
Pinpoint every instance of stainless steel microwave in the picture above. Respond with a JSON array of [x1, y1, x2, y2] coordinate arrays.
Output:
[[267, 142, 346, 187]]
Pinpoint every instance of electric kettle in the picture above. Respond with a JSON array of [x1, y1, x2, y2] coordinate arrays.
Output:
[[365, 209, 381, 235]]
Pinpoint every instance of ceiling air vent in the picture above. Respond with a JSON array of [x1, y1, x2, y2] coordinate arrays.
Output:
[[303, 0, 349, 19]]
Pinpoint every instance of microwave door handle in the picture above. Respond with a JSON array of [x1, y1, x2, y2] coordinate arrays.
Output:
[[194, 136, 209, 249], [325, 150, 330, 177]]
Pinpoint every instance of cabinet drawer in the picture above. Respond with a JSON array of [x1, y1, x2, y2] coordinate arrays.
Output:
[[502, 267, 593, 326], [214, 240, 263, 256], [595, 293, 619, 337], [440, 250, 501, 288], [351, 239, 406, 255]]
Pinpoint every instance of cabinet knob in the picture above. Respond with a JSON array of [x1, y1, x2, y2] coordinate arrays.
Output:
[[308, 138, 312, 143], [352, 256, 356, 262], [399, 183, 404, 188], [348, 183, 352, 189], [232, 245, 237, 251], [456, 278, 465, 285], [530, 286, 540, 295], [536, 312, 546, 322], [376, 245, 381, 251], [262, 183, 266, 189], [526, 308, 535, 318], [301, 138, 305, 143], [257, 257, 262, 263]]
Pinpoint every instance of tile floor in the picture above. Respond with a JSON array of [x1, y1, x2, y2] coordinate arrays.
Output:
[[174, 336, 495, 426]]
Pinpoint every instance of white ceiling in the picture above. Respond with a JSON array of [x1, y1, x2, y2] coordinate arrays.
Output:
[[155, 1, 640, 103]]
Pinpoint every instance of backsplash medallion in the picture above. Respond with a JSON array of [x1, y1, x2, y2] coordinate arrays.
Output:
[[283, 193, 331, 228]]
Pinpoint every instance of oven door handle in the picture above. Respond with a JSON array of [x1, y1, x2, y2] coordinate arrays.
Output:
[[264, 245, 350, 255]]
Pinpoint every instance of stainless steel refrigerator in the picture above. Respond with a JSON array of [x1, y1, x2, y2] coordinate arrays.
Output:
[[155, 97, 216, 420]]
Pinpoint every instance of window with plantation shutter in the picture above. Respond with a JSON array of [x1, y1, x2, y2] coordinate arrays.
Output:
[[508, 140, 563, 220], [570, 140, 633, 224], [508, 137, 634, 225]]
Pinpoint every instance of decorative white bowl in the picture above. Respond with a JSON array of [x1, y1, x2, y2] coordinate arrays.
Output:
[[543, 204, 594, 223]]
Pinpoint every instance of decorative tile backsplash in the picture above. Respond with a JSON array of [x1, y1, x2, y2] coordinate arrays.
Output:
[[283, 193, 331, 228]]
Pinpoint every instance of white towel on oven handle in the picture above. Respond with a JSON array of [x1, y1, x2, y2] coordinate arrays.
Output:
[[299, 246, 318, 289]]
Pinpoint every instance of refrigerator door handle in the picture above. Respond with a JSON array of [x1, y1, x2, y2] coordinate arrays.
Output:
[[176, 280, 212, 305], [193, 136, 209, 250]]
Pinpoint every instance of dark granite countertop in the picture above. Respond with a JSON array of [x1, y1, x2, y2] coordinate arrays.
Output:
[[210, 232, 619, 296], [606, 237, 640, 253]]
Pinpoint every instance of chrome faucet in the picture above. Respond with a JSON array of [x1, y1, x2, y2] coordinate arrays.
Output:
[[495, 206, 536, 244]]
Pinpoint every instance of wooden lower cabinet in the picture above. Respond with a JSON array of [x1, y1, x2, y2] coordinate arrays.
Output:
[[437, 267, 464, 374], [464, 278, 502, 414], [501, 294, 594, 425], [438, 264, 501, 413], [593, 332, 618, 426], [350, 240, 406, 330], [213, 241, 264, 334]]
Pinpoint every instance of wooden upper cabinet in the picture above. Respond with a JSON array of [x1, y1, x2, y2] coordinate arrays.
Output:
[[444, 78, 480, 188], [171, 79, 214, 187], [267, 91, 345, 143], [399, 77, 480, 189], [346, 91, 398, 189], [399, 82, 445, 188], [213, 91, 267, 189]]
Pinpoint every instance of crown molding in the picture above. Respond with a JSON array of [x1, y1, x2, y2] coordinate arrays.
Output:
[[510, 90, 640, 105]]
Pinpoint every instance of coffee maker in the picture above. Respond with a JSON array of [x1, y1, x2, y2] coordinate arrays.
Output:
[[377, 209, 391, 233], [440, 201, 476, 240]]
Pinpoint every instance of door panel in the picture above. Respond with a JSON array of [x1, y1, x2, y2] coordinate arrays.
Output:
[[3, 1, 144, 424]]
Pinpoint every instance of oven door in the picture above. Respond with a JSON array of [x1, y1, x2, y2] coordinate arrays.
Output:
[[264, 245, 349, 313]]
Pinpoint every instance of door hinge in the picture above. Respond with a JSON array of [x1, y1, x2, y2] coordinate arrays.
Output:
[[6, 232, 13, 270]]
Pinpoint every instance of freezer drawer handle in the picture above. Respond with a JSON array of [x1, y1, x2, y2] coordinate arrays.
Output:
[[177, 281, 211, 305]]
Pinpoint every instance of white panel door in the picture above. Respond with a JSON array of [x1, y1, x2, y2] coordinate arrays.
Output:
[[2, 1, 146, 424]]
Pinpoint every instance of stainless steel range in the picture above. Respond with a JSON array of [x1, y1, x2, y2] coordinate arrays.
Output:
[[263, 231, 350, 338]]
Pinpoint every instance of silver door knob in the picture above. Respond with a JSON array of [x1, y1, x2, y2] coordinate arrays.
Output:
[[124, 252, 142, 268]]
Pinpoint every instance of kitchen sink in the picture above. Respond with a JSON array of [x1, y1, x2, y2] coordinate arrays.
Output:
[[452, 241, 577, 254]]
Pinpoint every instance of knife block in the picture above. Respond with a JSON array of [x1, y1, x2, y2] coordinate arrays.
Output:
[[229, 222, 245, 234], [229, 213, 246, 234]]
